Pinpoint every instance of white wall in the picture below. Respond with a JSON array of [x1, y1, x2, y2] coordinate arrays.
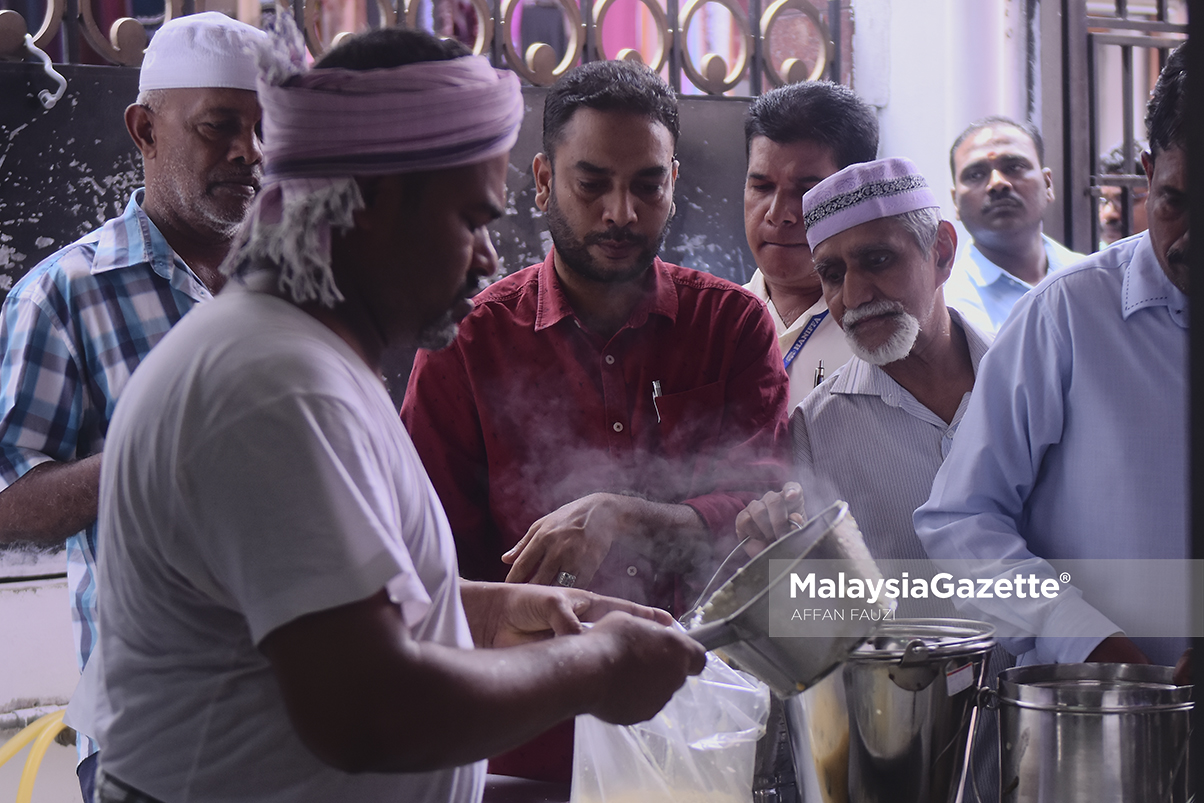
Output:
[[852, 0, 1032, 252], [0, 573, 77, 714], [0, 552, 80, 803]]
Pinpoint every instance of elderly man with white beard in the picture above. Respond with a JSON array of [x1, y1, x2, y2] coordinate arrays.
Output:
[[734, 156, 1003, 803], [737, 157, 989, 567]]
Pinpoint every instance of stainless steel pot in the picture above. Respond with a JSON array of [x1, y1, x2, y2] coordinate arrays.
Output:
[[993, 663, 1193, 802], [841, 618, 995, 803]]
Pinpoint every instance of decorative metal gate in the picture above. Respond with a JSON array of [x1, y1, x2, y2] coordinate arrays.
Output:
[[1048, 0, 1187, 252], [0, 0, 849, 95]]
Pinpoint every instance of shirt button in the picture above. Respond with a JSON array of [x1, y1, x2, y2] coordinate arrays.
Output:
[[612, 422, 623, 432], [627, 566, 638, 577], [604, 354, 615, 365]]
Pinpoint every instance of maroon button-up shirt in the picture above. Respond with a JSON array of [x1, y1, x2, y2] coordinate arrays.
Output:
[[403, 253, 790, 615]]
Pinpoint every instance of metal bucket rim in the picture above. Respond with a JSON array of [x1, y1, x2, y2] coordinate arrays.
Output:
[[998, 662, 1193, 710], [1001, 697, 1193, 714], [848, 617, 996, 662]]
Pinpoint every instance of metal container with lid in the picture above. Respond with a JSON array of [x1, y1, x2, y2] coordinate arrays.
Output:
[[840, 618, 995, 803], [994, 663, 1193, 802]]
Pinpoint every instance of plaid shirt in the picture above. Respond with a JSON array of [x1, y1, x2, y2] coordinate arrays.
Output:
[[0, 190, 212, 755]]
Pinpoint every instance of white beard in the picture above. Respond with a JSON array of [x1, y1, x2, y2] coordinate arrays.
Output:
[[842, 300, 921, 366]]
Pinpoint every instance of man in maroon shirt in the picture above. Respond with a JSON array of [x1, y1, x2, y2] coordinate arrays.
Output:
[[406, 60, 785, 586], [402, 55, 788, 784], [404, 58, 787, 611]]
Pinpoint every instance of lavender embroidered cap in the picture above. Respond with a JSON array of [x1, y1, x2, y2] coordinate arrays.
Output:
[[801, 157, 940, 251], [139, 12, 266, 92]]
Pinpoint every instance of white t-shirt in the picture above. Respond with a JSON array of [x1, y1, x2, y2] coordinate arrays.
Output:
[[93, 288, 485, 803]]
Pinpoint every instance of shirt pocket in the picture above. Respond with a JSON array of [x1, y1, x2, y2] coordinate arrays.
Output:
[[652, 381, 725, 460]]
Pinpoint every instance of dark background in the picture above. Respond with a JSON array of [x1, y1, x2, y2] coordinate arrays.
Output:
[[0, 64, 758, 297]]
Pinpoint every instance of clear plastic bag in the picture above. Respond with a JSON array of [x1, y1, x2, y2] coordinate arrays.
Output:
[[571, 652, 771, 803]]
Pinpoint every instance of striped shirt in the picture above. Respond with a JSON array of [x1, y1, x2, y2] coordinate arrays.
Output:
[[792, 308, 999, 797], [791, 309, 991, 616], [0, 190, 211, 756]]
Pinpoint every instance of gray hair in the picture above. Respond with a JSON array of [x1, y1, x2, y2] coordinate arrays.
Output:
[[892, 207, 941, 255], [135, 89, 166, 111]]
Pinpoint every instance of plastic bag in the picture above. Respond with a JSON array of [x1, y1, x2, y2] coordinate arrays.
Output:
[[571, 651, 771, 803]]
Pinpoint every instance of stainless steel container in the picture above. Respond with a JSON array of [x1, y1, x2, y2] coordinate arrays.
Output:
[[995, 663, 1193, 802], [841, 619, 995, 803], [688, 501, 887, 699]]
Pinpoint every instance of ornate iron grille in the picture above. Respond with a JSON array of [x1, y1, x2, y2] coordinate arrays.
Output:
[[0, 0, 849, 97], [1060, 0, 1186, 250]]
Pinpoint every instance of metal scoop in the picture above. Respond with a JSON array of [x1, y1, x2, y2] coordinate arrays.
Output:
[[685, 501, 888, 697]]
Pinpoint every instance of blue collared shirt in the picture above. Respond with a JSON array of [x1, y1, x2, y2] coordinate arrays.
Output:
[[915, 233, 1189, 666], [943, 233, 1085, 334], [0, 191, 210, 749]]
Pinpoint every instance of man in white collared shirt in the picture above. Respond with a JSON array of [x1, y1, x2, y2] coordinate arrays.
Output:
[[944, 116, 1085, 334], [741, 82, 878, 410]]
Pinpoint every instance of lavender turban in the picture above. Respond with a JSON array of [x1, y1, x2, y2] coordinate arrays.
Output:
[[222, 16, 523, 308], [801, 157, 940, 251], [259, 56, 522, 179]]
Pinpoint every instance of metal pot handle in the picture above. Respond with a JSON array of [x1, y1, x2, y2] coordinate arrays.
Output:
[[687, 619, 738, 651]]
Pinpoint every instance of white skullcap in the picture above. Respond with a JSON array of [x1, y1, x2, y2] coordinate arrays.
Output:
[[139, 12, 267, 93]]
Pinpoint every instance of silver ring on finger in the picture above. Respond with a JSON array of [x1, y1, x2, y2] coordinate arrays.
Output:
[[555, 571, 577, 588]]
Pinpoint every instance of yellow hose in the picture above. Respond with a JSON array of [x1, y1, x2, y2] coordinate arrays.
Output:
[[0, 715, 47, 770], [0, 710, 69, 803]]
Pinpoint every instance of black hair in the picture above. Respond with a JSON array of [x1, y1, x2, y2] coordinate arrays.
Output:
[[1099, 140, 1147, 176], [541, 60, 679, 161], [1145, 42, 1188, 160], [314, 26, 470, 70], [743, 81, 878, 168], [949, 115, 1045, 178]]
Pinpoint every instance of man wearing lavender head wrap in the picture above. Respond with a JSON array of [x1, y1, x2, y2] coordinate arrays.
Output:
[[402, 59, 790, 782], [0, 12, 264, 800], [88, 25, 704, 803]]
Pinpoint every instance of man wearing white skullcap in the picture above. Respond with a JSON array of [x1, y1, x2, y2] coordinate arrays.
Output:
[[87, 23, 703, 803], [0, 11, 264, 801], [736, 156, 1005, 803]]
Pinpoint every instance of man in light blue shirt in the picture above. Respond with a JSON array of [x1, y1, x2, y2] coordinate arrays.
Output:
[[944, 116, 1085, 334], [915, 44, 1191, 672]]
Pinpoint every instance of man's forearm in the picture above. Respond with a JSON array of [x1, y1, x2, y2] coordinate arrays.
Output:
[[611, 495, 710, 572], [0, 454, 102, 546]]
